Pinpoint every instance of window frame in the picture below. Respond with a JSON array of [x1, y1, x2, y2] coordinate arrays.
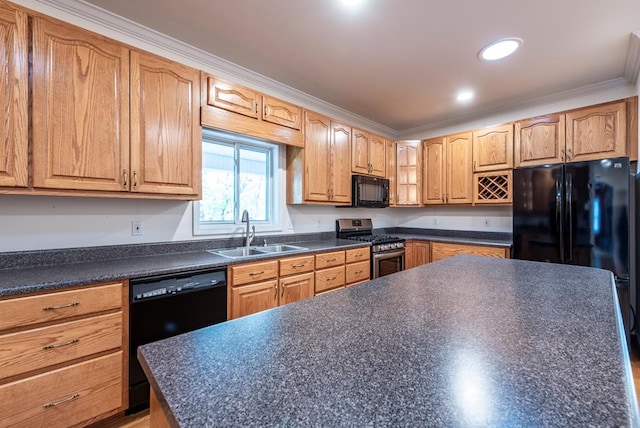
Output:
[[193, 129, 283, 236]]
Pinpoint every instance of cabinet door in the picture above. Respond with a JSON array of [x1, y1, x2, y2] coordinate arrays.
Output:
[[446, 132, 473, 204], [0, 3, 27, 188], [414, 241, 430, 266], [330, 121, 352, 203], [351, 128, 370, 174], [396, 141, 421, 205], [431, 242, 507, 262], [205, 76, 259, 119], [472, 124, 513, 171], [130, 50, 201, 196], [32, 17, 129, 191], [304, 111, 331, 202], [386, 140, 397, 206], [565, 101, 627, 162], [404, 241, 415, 269], [230, 280, 278, 319], [515, 114, 566, 167], [369, 134, 386, 177], [423, 137, 446, 205], [262, 95, 302, 130], [279, 272, 314, 305]]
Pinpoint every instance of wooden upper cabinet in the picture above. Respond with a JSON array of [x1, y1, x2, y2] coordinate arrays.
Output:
[[262, 95, 302, 130], [130, 50, 201, 196], [303, 111, 332, 202], [423, 137, 446, 205], [565, 101, 627, 162], [472, 124, 513, 171], [351, 128, 370, 175], [0, 3, 28, 188], [396, 141, 421, 205], [330, 121, 352, 203], [32, 16, 130, 192], [386, 140, 396, 206], [205, 76, 259, 119], [201, 73, 303, 147], [369, 134, 386, 177], [446, 132, 473, 204], [351, 128, 385, 177], [515, 114, 566, 167]]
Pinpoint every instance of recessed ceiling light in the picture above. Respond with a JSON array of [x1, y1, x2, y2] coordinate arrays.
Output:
[[341, 0, 364, 6], [456, 90, 474, 102], [479, 38, 523, 61]]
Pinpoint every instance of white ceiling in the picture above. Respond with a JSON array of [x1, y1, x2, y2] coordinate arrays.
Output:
[[81, 0, 640, 133]]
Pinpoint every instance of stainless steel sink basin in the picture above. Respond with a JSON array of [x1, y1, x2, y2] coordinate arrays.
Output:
[[210, 244, 307, 258], [211, 247, 266, 258], [257, 244, 307, 253]]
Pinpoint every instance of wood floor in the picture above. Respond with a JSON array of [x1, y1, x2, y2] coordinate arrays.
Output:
[[99, 343, 640, 428]]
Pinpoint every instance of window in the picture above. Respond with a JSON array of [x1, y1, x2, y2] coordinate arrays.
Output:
[[194, 129, 280, 235]]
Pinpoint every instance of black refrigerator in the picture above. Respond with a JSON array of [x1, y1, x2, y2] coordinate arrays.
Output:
[[512, 157, 635, 338]]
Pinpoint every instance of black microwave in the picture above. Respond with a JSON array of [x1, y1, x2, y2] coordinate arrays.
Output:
[[351, 174, 389, 208]]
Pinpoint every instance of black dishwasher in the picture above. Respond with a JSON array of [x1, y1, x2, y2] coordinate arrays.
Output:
[[128, 267, 227, 413]]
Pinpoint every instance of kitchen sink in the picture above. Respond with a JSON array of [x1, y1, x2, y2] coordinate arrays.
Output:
[[211, 244, 307, 258], [257, 244, 307, 253], [212, 247, 266, 258]]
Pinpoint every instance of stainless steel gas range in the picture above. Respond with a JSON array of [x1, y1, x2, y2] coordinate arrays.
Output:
[[336, 218, 405, 279]]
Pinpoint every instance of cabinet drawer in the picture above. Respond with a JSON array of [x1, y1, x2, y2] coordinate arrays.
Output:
[[345, 247, 370, 264], [0, 282, 122, 332], [315, 266, 345, 294], [346, 261, 370, 285], [0, 312, 122, 381], [230, 260, 279, 286], [431, 242, 508, 262], [279, 255, 314, 276], [0, 351, 123, 427], [315, 251, 345, 270]]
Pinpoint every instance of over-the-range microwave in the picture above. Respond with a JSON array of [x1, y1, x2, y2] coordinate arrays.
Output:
[[351, 174, 389, 208]]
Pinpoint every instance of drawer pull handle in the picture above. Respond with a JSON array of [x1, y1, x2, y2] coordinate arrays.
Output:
[[43, 302, 79, 311], [43, 393, 80, 408], [249, 271, 265, 276], [354, 270, 363, 274], [326, 276, 337, 281], [43, 338, 80, 350], [354, 254, 362, 257], [291, 263, 305, 268], [326, 258, 337, 262]]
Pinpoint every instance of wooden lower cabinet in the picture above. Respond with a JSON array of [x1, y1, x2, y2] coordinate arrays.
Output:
[[405, 240, 430, 269], [431, 242, 510, 262], [315, 265, 346, 294], [230, 279, 278, 319], [280, 272, 314, 305], [0, 281, 126, 427], [345, 247, 370, 286]]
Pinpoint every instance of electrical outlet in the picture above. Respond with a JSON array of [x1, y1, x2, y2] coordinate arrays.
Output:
[[483, 218, 491, 227], [132, 220, 144, 236]]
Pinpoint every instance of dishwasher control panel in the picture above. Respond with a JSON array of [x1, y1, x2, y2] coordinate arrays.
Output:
[[130, 268, 227, 302]]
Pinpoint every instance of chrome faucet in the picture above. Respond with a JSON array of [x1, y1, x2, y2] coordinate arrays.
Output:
[[241, 210, 255, 247]]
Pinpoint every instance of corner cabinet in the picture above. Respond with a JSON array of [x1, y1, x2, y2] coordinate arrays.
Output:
[[287, 110, 351, 205], [386, 140, 397, 206], [396, 141, 422, 205], [0, 2, 28, 188], [31, 15, 201, 199]]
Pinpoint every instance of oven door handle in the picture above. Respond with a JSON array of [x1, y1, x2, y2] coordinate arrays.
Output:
[[372, 249, 406, 261]]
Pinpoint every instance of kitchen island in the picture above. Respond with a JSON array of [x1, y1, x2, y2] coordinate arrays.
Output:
[[138, 255, 639, 427]]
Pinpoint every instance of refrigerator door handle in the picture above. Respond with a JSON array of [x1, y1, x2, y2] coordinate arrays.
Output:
[[565, 173, 573, 261], [556, 178, 564, 261]]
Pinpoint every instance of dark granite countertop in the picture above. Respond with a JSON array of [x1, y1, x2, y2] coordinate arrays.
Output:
[[0, 228, 511, 298], [138, 255, 638, 427], [0, 239, 368, 297]]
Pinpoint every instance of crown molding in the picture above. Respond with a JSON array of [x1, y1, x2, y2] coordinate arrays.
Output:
[[398, 78, 635, 139], [624, 31, 640, 85], [15, 0, 399, 138]]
